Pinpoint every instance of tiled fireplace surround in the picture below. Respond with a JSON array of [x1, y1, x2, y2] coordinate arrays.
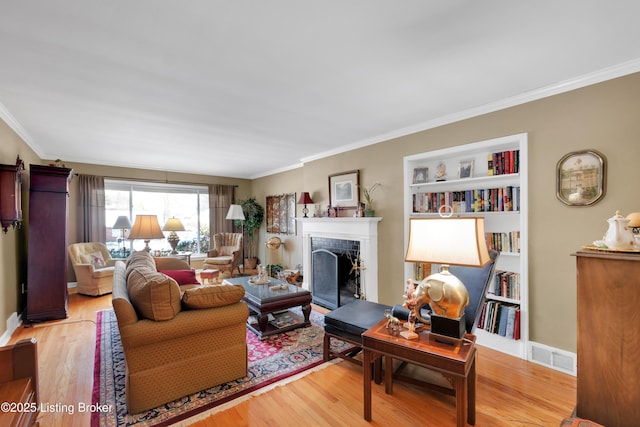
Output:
[[299, 217, 382, 304]]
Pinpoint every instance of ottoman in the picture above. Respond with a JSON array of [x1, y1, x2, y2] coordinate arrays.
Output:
[[199, 269, 220, 284], [323, 299, 391, 366]]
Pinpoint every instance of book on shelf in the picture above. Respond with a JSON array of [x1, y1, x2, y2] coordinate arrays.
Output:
[[498, 305, 509, 336], [488, 149, 520, 176], [412, 186, 520, 214], [505, 307, 517, 339], [485, 231, 520, 253], [491, 270, 521, 300], [477, 301, 520, 340]]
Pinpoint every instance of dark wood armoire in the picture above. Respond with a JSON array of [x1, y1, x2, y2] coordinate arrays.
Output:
[[26, 164, 73, 322]]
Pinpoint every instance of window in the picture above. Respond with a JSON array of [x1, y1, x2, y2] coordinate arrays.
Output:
[[105, 180, 209, 256]]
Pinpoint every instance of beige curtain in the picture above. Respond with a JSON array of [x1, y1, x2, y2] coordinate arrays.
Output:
[[77, 174, 106, 242], [209, 184, 236, 237]]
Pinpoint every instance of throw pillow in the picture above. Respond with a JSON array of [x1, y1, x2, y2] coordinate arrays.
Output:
[[182, 284, 245, 309], [126, 250, 156, 279], [127, 269, 182, 321], [88, 252, 106, 268], [159, 269, 200, 286], [218, 245, 237, 256]]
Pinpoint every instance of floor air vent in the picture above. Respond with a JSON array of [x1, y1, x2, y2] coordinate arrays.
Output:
[[528, 342, 576, 376]]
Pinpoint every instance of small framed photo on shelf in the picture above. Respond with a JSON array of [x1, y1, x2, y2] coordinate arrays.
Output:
[[435, 161, 447, 181], [412, 167, 428, 184], [458, 160, 474, 179]]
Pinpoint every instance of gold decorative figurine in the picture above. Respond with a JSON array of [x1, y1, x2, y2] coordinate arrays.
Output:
[[400, 279, 419, 340], [384, 309, 401, 334]]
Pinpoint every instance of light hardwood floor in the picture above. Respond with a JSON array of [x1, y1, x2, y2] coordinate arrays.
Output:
[[8, 293, 577, 426]]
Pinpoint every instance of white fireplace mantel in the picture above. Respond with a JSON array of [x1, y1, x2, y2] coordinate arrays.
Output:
[[298, 217, 382, 303]]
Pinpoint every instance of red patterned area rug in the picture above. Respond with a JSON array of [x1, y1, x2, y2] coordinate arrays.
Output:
[[92, 308, 347, 426]]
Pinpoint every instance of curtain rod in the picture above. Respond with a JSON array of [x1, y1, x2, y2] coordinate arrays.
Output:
[[73, 173, 239, 187]]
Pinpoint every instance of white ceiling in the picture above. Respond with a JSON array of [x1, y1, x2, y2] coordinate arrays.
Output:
[[2, 1, 640, 179]]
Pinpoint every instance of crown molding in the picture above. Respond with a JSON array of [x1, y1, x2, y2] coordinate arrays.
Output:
[[299, 58, 640, 165], [0, 101, 42, 156], [250, 162, 304, 180], [3, 58, 640, 178]]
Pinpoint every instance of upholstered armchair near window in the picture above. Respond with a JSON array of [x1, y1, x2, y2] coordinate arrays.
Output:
[[202, 233, 243, 277], [68, 242, 117, 296]]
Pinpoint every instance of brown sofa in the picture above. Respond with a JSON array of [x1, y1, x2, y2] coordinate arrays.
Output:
[[111, 250, 249, 413]]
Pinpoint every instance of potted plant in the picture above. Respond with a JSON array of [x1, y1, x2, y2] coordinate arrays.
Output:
[[361, 182, 381, 217], [236, 197, 264, 269]]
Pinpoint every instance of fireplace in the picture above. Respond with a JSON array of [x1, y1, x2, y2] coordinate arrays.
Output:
[[299, 217, 382, 304], [311, 239, 360, 310]]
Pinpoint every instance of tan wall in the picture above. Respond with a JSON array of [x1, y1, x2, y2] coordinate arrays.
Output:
[[254, 72, 640, 353], [249, 167, 305, 268], [0, 120, 40, 336], [2, 72, 640, 352]]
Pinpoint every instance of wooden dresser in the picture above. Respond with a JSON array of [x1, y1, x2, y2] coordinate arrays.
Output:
[[574, 249, 640, 427], [26, 164, 73, 322]]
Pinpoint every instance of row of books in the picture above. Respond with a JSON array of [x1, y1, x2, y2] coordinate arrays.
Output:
[[486, 231, 520, 253], [477, 301, 521, 340], [491, 270, 521, 300], [487, 149, 520, 176], [412, 187, 520, 213]]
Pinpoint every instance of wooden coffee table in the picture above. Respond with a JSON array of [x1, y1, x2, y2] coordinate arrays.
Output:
[[362, 319, 477, 427], [223, 276, 312, 339]]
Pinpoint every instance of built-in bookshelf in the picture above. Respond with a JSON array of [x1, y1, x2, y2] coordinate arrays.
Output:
[[403, 133, 528, 359]]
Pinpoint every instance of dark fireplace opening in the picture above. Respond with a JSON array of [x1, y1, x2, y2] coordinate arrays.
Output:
[[311, 238, 360, 310]]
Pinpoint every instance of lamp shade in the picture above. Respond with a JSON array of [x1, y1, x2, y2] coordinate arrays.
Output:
[[112, 215, 132, 230], [163, 217, 185, 232], [405, 217, 490, 267], [297, 192, 314, 205], [226, 204, 245, 220], [128, 215, 165, 241]]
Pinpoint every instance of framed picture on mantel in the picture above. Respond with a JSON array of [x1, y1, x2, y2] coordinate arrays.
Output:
[[329, 170, 360, 209]]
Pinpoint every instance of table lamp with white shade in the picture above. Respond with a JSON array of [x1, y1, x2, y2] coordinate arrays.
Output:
[[405, 216, 490, 342], [226, 204, 246, 271], [128, 215, 165, 252], [112, 215, 132, 257], [163, 217, 186, 254]]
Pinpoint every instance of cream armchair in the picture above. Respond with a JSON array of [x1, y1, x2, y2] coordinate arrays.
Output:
[[202, 233, 243, 277], [68, 242, 117, 296]]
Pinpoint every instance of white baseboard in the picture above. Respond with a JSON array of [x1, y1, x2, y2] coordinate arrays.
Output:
[[527, 341, 576, 376], [0, 312, 21, 346], [2, 284, 79, 344], [68, 281, 78, 294], [2, 284, 78, 342]]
